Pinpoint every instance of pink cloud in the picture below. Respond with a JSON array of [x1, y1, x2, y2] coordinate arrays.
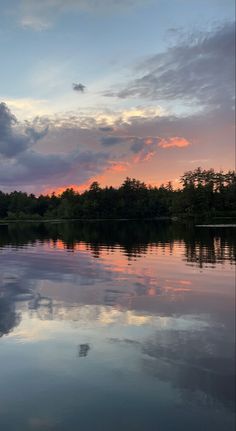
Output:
[[158, 137, 191, 149], [132, 137, 157, 163], [108, 161, 129, 172]]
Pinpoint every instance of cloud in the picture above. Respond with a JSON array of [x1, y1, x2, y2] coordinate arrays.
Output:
[[24, 105, 165, 131], [108, 162, 128, 172], [0, 86, 234, 193], [99, 126, 114, 132], [0, 146, 109, 191], [100, 133, 190, 163], [130, 140, 146, 153], [72, 83, 86, 93], [105, 22, 235, 112], [100, 136, 126, 146], [0, 102, 47, 157], [158, 137, 191, 149], [100, 135, 158, 159], [20, 15, 51, 31], [0, 102, 192, 191], [17, 0, 150, 30], [0, 103, 110, 192], [130, 137, 157, 163]]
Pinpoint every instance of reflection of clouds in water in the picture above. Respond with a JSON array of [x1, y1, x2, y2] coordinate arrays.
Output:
[[0, 270, 34, 337], [28, 416, 59, 430], [9, 314, 67, 342], [142, 355, 235, 411], [0, 223, 235, 430], [6, 301, 234, 412], [0, 240, 198, 338], [0, 246, 118, 288], [30, 304, 211, 331], [0, 297, 21, 338], [0, 244, 195, 318], [9, 302, 210, 344], [109, 325, 235, 411], [0, 235, 233, 344], [98, 308, 153, 326]]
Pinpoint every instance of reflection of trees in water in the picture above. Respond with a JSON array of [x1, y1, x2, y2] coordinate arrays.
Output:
[[184, 233, 236, 268], [0, 221, 235, 267]]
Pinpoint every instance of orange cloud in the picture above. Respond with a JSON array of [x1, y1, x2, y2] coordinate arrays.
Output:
[[145, 137, 155, 146], [133, 150, 155, 163], [108, 161, 129, 172], [132, 138, 157, 163], [158, 137, 191, 149]]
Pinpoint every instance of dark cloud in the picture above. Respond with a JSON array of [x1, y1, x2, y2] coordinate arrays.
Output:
[[0, 146, 109, 189], [130, 140, 146, 153], [100, 135, 149, 150], [100, 136, 125, 146], [25, 124, 48, 141], [0, 103, 110, 191], [0, 102, 47, 157], [72, 83, 86, 93], [99, 126, 114, 132], [100, 134, 160, 163], [105, 22, 235, 111]]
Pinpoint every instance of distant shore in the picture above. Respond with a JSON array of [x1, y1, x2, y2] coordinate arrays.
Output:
[[1, 215, 236, 225], [0, 216, 176, 223]]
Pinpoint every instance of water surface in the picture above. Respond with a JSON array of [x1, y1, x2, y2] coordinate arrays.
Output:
[[0, 221, 235, 431]]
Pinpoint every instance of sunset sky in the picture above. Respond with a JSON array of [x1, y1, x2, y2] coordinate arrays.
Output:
[[0, 0, 235, 194]]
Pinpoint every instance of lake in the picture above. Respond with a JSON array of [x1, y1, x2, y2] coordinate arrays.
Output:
[[0, 221, 235, 431]]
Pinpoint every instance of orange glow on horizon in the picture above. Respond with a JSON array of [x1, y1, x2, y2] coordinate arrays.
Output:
[[43, 162, 129, 196], [43, 136, 191, 196]]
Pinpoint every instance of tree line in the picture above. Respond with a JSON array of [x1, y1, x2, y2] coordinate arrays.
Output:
[[0, 168, 235, 220]]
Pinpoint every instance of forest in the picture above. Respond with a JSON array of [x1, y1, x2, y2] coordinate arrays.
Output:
[[0, 168, 235, 220]]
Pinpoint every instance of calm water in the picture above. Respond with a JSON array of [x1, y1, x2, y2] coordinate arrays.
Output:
[[0, 221, 235, 431]]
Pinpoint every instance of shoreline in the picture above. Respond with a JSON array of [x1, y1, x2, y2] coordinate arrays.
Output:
[[1, 216, 236, 225]]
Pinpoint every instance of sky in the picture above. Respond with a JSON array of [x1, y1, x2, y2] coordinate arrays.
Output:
[[0, 0, 235, 194]]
